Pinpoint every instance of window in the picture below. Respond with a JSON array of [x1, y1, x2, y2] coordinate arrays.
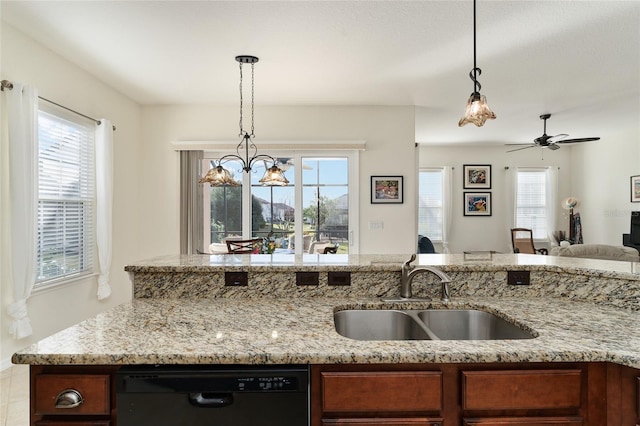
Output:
[[418, 168, 443, 241], [515, 169, 547, 239], [36, 105, 95, 287], [202, 151, 358, 255]]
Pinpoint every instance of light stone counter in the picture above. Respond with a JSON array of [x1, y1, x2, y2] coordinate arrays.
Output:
[[11, 297, 640, 368], [12, 253, 640, 368]]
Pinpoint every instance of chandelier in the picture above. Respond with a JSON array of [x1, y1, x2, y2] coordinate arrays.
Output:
[[458, 0, 496, 127], [199, 55, 289, 187]]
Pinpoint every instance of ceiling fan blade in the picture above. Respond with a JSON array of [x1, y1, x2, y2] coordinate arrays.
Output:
[[547, 144, 561, 150], [548, 133, 569, 143], [555, 137, 601, 144], [507, 145, 536, 153]]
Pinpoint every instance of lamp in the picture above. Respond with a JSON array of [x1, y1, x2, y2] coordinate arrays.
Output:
[[199, 55, 289, 187], [458, 0, 496, 127], [562, 197, 579, 242]]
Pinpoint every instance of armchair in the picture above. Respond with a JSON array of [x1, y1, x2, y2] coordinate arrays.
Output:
[[510, 228, 548, 255]]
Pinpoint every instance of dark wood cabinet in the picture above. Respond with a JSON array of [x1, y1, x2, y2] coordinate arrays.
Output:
[[29, 362, 639, 426], [312, 363, 609, 426], [30, 366, 118, 426]]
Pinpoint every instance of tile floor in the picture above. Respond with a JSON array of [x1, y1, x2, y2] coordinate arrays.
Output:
[[0, 365, 29, 426]]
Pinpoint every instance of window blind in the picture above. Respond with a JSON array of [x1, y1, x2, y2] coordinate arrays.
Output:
[[418, 169, 443, 240], [36, 109, 95, 284], [516, 170, 547, 239]]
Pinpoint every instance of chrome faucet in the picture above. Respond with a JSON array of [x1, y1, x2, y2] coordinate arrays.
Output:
[[400, 254, 452, 302]]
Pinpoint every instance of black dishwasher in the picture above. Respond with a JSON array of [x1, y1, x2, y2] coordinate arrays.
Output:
[[116, 365, 309, 425]]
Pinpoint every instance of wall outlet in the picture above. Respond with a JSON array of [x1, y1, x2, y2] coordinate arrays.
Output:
[[368, 221, 384, 230], [328, 271, 351, 286], [225, 271, 248, 286], [507, 270, 530, 285], [296, 272, 319, 286]]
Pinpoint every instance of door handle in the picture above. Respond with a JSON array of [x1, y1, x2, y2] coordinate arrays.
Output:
[[188, 392, 234, 407]]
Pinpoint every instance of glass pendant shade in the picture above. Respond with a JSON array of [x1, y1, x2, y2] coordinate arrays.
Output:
[[458, 93, 496, 127], [198, 165, 241, 187], [259, 165, 290, 186]]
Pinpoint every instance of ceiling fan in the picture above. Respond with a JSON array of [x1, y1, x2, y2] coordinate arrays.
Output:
[[507, 114, 600, 153]]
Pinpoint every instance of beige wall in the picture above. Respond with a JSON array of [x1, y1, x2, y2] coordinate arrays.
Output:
[[570, 123, 640, 245], [418, 144, 573, 253], [139, 105, 418, 257], [0, 23, 142, 367]]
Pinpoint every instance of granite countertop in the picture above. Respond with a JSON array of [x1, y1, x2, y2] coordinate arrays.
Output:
[[125, 253, 640, 280], [12, 295, 640, 368]]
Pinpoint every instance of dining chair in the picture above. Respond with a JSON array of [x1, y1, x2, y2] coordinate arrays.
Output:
[[510, 228, 548, 255], [226, 238, 263, 254]]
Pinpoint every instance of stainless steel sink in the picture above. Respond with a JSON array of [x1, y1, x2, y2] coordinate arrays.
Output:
[[333, 310, 433, 340], [334, 309, 535, 341], [417, 309, 535, 340]]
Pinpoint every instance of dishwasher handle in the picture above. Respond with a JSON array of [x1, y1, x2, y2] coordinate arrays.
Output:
[[188, 392, 234, 408]]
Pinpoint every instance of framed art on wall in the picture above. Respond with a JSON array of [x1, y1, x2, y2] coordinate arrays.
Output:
[[371, 176, 403, 204], [632, 175, 640, 202], [464, 192, 492, 216], [463, 164, 491, 189]]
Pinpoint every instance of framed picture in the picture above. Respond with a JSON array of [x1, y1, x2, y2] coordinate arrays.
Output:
[[464, 192, 492, 216], [371, 176, 403, 204], [632, 175, 640, 202], [463, 164, 491, 189]]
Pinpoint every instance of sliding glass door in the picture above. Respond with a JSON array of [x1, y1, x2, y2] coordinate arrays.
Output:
[[202, 151, 358, 255]]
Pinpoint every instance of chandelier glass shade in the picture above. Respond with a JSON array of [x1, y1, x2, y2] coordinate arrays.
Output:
[[199, 55, 289, 187], [458, 0, 496, 127]]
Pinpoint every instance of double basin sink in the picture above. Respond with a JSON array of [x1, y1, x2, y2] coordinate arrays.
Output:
[[334, 308, 536, 341]]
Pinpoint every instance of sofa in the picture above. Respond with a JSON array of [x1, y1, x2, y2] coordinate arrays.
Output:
[[549, 244, 640, 262]]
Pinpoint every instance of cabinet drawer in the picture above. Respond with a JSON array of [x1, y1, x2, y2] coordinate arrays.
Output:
[[462, 370, 582, 411], [322, 371, 442, 413], [463, 417, 582, 426], [34, 374, 110, 415], [323, 418, 442, 425]]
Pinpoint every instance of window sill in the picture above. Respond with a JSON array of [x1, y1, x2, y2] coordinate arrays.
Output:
[[33, 272, 98, 295]]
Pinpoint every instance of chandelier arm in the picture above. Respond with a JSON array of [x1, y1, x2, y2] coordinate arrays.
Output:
[[217, 153, 247, 168], [248, 154, 278, 168]]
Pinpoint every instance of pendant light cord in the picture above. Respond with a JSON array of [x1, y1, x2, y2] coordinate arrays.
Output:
[[470, 0, 482, 94]]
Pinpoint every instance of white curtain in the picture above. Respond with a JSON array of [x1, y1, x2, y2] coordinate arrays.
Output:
[[6, 83, 38, 339], [441, 166, 453, 253], [545, 166, 558, 243], [95, 120, 113, 300], [505, 167, 517, 249]]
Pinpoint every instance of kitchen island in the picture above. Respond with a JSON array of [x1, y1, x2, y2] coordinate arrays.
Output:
[[11, 253, 640, 425]]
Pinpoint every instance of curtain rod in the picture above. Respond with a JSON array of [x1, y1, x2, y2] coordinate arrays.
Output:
[[1, 79, 116, 131]]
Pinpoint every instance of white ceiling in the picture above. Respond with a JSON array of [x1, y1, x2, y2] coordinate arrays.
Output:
[[2, 0, 639, 145]]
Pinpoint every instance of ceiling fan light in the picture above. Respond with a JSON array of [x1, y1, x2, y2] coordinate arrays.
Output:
[[259, 165, 289, 186], [198, 165, 241, 187], [458, 93, 496, 127]]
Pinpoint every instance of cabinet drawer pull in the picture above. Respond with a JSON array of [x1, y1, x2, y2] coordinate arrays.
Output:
[[54, 389, 84, 409]]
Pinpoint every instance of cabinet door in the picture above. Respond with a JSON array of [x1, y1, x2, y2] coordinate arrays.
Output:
[[463, 418, 582, 426], [321, 371, 442, 414], [322, 419, 442, 425]]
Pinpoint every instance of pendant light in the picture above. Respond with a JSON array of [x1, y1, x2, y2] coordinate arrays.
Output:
[[458, 0, 496, 127], [199, 55, 289, 186]]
